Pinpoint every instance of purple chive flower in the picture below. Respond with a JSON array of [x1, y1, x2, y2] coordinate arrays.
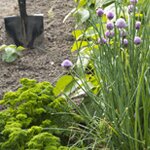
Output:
[[135, 21, 141, 30], [98, 37, 107, 44], [123, 39, 128, 46], [61, 59, 73, 69], [106, 11, 114, 20], [128, 5, 135, 13], [105, 30, 114, 38], [130, 0, 138, 5], [96, 8, 104, 17], [134, 36, 141, 45], [115, 18, 127, 29], [106, 22, 114, 30], [120, 30, 127, 37]]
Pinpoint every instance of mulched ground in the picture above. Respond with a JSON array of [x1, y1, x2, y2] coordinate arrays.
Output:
[[0, 0, 75, 98]]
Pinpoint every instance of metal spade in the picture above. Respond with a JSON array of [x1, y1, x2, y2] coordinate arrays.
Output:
[[4, 0, 44, 48]]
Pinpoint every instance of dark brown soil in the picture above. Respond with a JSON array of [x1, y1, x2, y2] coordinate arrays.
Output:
[[0, 0, 75, 98]]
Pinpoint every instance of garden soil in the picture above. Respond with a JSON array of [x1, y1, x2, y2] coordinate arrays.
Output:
[[0, 0, 75, 98]]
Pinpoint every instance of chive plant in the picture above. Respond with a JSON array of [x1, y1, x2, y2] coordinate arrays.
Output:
[[66, 0, 150, 149]]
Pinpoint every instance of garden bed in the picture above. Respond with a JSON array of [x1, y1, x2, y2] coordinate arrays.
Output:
[[0, 0, 74, 98], [0, 0, 149, 149]]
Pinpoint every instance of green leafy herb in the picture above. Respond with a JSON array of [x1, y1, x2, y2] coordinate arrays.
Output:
[[0, 44, 25, 63]]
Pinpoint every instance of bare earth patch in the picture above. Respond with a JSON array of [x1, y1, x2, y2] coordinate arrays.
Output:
[[0, 0, 74, 98]]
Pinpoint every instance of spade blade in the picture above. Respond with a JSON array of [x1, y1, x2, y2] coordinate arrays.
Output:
[[4, 14, 44, 48]]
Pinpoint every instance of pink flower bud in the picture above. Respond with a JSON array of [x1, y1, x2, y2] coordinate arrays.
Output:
[[134, 36, 141, 45], [98, 37, 107, 44], [123, 39, 128, 46], [106, 22, 114, 30], [61, 59, 73, 69], [115, 18, 127, 29], [106, 12, 114, 20], [135, 21, 141, 30], [96, 8, 104, 17]]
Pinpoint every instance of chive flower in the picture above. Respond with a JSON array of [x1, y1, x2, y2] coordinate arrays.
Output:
[[115, 18, 127, 29], [105, 31, 114, 38], [106, 11, 114, 20], [96, 8, 104, 17], [130, 0, 138, 5], [134, 36, 141, 45], [128, 5, 134, 13], [123, 39, 128, 46], [106, 22, 114, 30], [61, 59, 73, 69], [135, 21, 141, 30], [120, 30, 127, 37], [98, 37, 107, 44]]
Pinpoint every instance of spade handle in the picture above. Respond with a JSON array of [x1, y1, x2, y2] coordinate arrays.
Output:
[[18, 0, 27, 18], [18, 0, 28, 44]]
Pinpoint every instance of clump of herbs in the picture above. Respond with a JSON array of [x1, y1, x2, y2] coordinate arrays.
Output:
[[0, 78, 81, 150], [63, 0, 150, 149]]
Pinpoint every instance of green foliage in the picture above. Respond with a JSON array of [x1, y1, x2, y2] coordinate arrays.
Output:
[[0, 44, 25, 63], [64, 0, 95, 27], [63, 0, 150, 149], [64, 0, 114, 27], [73, 8, 90, 26], [0, 78, 81, 150], [27, 132, 60, 149], [53, 75, 73, 96]]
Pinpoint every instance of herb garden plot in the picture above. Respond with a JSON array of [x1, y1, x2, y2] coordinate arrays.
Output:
[[0, 0, 74, 98]]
